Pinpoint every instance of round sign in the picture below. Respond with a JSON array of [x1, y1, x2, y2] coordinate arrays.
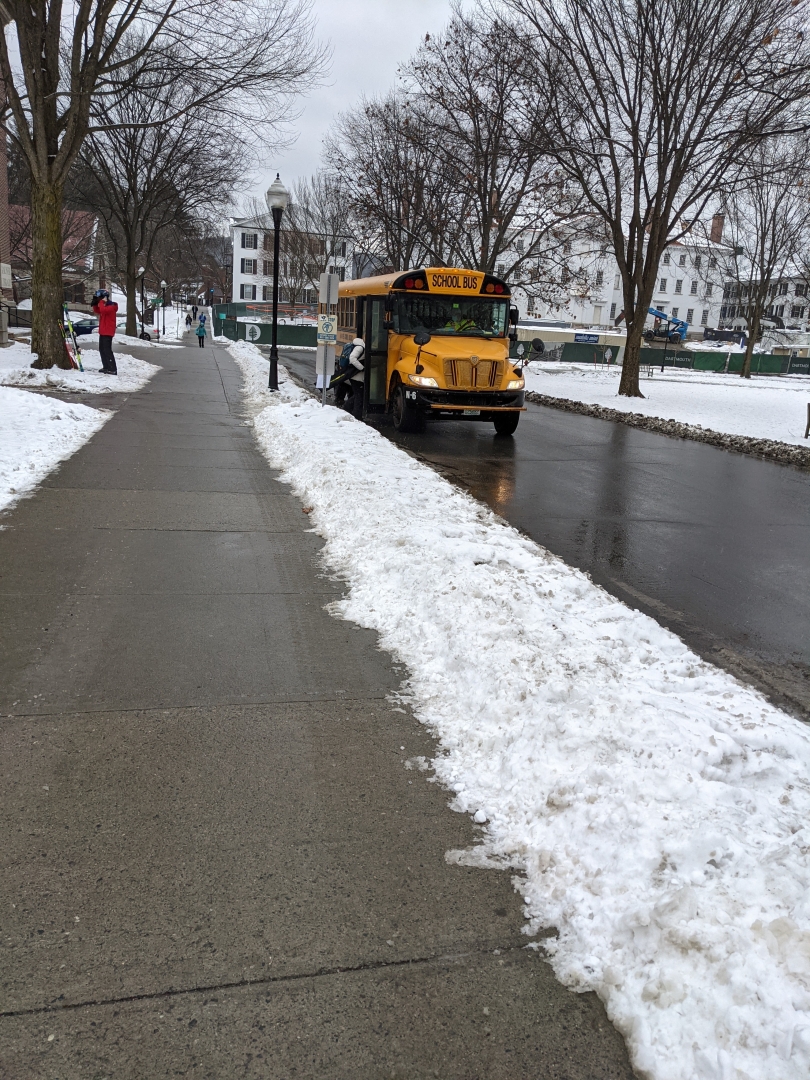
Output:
[[247, 324, 261, 341]]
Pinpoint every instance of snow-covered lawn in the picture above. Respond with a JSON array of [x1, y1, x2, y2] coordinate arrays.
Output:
[[231, 337, 810, 1080], [0, 340, 159, 393], [0, 387, 110, 514], [525, 362, 810, 446]]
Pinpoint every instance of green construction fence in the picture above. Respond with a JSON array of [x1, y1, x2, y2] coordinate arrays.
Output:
[[217, 317, 316, 347]]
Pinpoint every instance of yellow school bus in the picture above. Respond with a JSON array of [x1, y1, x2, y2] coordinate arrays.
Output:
[[336, 267, 526, 434]]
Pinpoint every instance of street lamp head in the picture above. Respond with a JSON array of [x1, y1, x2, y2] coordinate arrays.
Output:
[[266, 174, 289, 213], [160, 280, 167, 289], [138, 266, 146, 276]]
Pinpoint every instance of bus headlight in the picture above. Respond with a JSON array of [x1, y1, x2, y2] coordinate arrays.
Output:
[[506, 377, 525, 390], [408, 374, 438, 387]]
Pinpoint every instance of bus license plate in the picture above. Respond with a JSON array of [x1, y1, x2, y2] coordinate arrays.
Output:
[[463, 409, 480, 416]]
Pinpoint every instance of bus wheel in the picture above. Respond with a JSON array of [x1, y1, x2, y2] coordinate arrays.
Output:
[[392, 384, 423, 433], [493, 412, 520, 436]]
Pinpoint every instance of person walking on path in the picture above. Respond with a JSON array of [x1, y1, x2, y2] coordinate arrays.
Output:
[[195, 321, 207, 348], [91, 289, 118, 375], [185, 313, 193, 330]]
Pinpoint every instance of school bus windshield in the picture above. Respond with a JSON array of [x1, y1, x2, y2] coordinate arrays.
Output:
[[396, 296, 508, 338]]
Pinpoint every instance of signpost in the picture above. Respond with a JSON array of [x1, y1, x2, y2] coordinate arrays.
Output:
[[316, 272, 340, 405]]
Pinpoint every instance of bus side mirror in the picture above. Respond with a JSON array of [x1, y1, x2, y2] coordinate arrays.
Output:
[[414, 331, 431, 346], [510, 306, 519, 326], [532, 337, 545, 355]]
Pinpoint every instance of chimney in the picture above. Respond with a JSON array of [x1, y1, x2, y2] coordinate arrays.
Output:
[[710, 214, 724, 244]]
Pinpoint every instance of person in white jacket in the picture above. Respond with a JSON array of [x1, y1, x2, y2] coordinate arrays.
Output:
[[346, 337, 365, 419]]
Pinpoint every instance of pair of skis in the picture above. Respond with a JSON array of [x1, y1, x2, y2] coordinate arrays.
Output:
[[59, 303, 84, 371]]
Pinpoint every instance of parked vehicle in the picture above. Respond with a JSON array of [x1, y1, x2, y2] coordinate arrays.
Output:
[[64, 315, 98, 336]]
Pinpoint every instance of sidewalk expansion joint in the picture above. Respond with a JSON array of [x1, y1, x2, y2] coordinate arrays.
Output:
[[0, 943, 529, 1020], [0, 693, 394, 719]]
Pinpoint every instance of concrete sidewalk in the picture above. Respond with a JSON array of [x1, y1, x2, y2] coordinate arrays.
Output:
[[0, 338, 634, 1078]]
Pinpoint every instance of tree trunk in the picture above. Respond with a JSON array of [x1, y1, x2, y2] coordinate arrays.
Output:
[[30, 179, 69, 369], [741, 310, 759, 378], [125, 260, 138, 337], [618, 320, 646, 397]]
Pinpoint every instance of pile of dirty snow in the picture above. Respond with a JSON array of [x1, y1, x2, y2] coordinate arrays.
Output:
[[231, 339, 810, 1080], [524, 362, 810, 446]]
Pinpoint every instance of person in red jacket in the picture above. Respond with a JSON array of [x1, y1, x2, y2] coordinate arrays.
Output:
[[91, 289, 118, 374]]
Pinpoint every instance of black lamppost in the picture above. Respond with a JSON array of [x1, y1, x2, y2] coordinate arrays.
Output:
[[266, 174, 289, 390], [160, 280, 167, 335], [138, 266, 146, 337]]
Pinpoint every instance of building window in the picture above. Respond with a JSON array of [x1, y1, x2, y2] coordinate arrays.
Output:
[[720, 306, 727, 320], [614, 274, 620, 289], [709, 256, 717, 268], [791, 305, 805, 319], [679, 253, 686, 266], [705, 283, 713, 297], [595, 269, 604, 286], [240, 258, 257, 274], [776, 304, 785, 317], [262, 286, 270, 302], [675, 279, 683, 294], [694, 255, 702, 269], [239, 284, 257, 300], [671, 307, 679, 318], [610, 302, 616, 319], [263, 260, 272, 276], [659, 278, 667, 292], [662, 252, 670, 265], [686, 308, 694, 323], [241, 232, 258, 249], [779, 282, 789, 295], [701, 309, 709, 325], [795, 283, 807, 297], [690, 280, 698, 295], [340, 241, 347, 258]]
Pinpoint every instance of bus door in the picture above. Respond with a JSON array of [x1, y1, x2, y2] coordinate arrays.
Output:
[[363, 295, 389, 414]]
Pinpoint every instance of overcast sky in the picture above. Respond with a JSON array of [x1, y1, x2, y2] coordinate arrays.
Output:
[[250, 0, 462, 204]]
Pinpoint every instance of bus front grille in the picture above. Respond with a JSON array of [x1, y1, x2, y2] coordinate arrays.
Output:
[[443, 359, 502, 388]]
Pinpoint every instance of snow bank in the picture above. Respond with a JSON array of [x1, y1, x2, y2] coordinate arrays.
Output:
[[524, 362, 810, 447], [0, 387, 110, 513], [0, 341, 159, 393], [232, 339, 810, 1080]]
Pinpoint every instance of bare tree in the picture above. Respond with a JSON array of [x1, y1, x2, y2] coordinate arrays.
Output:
[[74, 62, 247, 335], [327, 92, 458, 272], [405, 5, 583, 283], [0, 0, 325, 368], [327, 4, 587, 306], [510, 0, 810, 396], [714, 138, 810, 377]]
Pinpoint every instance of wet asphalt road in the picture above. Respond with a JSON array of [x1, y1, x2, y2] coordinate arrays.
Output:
[[281, 347, 810, 720]]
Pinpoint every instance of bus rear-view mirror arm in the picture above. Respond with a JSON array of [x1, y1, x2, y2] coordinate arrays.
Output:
[[414, 330, 432, 373]]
